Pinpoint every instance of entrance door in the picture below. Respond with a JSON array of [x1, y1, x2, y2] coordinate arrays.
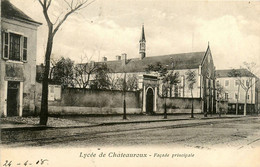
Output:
[[7, 82, 19, 116], [146, 88, 154, 114]]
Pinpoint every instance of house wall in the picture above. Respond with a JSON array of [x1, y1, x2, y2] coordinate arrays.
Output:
[[0, 18, 39, 116], [217, 77, 256, 104], [200, 48, 216, 114]]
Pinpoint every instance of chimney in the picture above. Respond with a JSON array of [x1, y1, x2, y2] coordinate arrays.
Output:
[[102, 56, 107, 62], [121, 53, 127, 65], [90, 61, 95, 67], [116, 55, 121, 60], [121, 53, 127, 60]]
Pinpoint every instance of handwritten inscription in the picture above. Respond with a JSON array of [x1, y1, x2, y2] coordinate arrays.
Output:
[[2, 159, 48, 167]]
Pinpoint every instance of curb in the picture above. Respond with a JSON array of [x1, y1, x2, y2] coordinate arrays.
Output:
[[0, 116, 246, 131]]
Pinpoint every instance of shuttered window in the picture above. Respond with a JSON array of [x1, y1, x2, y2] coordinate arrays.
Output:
[[23, 37, 27, 61], [1, 31, 28, 62]]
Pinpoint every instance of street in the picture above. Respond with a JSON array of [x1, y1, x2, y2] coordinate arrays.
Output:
[[1, 116, 260, 149]]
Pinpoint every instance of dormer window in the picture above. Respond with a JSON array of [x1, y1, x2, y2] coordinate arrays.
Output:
[[1, 31, 27, 62]]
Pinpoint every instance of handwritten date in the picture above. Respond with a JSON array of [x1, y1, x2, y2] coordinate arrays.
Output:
[[3, 159, 48, 167]]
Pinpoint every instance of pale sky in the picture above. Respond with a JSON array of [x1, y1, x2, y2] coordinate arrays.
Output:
[[9, 0, 260, 74]]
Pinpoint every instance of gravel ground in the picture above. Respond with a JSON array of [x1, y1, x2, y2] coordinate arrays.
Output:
[[0, 116, 94, 127]]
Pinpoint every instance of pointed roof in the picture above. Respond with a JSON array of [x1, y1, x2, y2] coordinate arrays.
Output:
[[139, 24, 146, 42], [1, 0, 42, 25]]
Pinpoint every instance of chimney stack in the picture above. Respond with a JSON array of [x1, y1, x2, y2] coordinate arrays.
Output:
[[121, 53, 127, 65], [102, 56, 107, 62], [90, 61, 95, 67], [116, 55, 121, 60]]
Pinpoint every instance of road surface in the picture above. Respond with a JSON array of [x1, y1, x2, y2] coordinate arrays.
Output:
[[1, 116, 260, 149]]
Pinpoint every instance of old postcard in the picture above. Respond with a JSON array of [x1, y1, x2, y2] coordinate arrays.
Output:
[[1, 0, 260, 166]]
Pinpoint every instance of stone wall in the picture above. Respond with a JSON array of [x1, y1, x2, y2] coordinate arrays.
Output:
[[156, 96, 202, 114], [35, 87, 141, 115]]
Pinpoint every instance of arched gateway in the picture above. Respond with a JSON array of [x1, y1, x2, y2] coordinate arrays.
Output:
[[139, 74, 158, 114], [146, 88, 154, 114]]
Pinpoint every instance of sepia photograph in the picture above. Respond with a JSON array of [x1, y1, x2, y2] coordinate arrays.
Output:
[[0, 0, 260, 166]]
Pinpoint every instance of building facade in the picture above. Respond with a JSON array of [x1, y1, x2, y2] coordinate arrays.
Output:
[[216, 69, 259, 114], [0, 0, 41, 117], [86, 25, 217, 115]]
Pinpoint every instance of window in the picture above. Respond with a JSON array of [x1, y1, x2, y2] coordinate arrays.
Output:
[[235, 93, 239, 100], [225, 80, 229, 87], [225, 93, 229, 100], [246, 80, 250, 87], [247, 94, 250, 100], [174, 84, 179, 97], [1, 32, 28, 62], [9, 33, 21, 61], [235, 80, 240, 86]]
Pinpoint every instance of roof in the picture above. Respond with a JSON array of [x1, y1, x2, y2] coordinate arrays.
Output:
[[216, 69, 256, 78], [98, 51, 206, 73], [1, 0, 42, 25]]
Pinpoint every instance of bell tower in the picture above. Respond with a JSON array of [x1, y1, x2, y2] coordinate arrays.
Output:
[[139, 24, 146, 59]]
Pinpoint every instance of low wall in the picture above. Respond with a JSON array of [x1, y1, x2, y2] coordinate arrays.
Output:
[[156, 97, 202, 114], [35, 88, 141, 115], [48, 106, 141, 115], [60, 88, 140, 108]]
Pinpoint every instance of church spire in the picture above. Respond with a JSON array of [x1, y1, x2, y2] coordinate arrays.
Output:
[[140, 24, 146, 42], [139, 24, 146, 59]]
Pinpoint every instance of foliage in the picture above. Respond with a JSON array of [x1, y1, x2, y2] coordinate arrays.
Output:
[[126, 74, 138, 91], [162, 71, 180, 97], [109, 74, 138, 91], [51, 57, 75, 88], [36, 63, 45, 82], [185, 70, 196, 91], [145, 62, 168, 77], [91, 63, 111, 90]]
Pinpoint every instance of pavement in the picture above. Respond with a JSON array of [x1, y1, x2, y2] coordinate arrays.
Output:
[[0, 113, 252, 131]]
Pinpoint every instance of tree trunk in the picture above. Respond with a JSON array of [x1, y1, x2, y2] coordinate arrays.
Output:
[[236, 84, 240, 115], [40, 28, 54, 125], [244, 90, 248, 116], [191, 89, 194, 118], [164, 97, 167, 119], [123, 72, 127, 120], [250, 85, 253, 114]]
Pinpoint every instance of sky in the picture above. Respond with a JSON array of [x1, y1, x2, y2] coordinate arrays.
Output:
[[9, 0, 260, 74]]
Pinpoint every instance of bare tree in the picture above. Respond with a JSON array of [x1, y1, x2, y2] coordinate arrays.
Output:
[[38, 0, 95, 125], [242, 62, 258, 115], [161, 71, 180, 119], [229, 62, 258, 116], [74, 62, 98, 89], [216, 80, 225, 116], [186, 70, 196, 118]]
